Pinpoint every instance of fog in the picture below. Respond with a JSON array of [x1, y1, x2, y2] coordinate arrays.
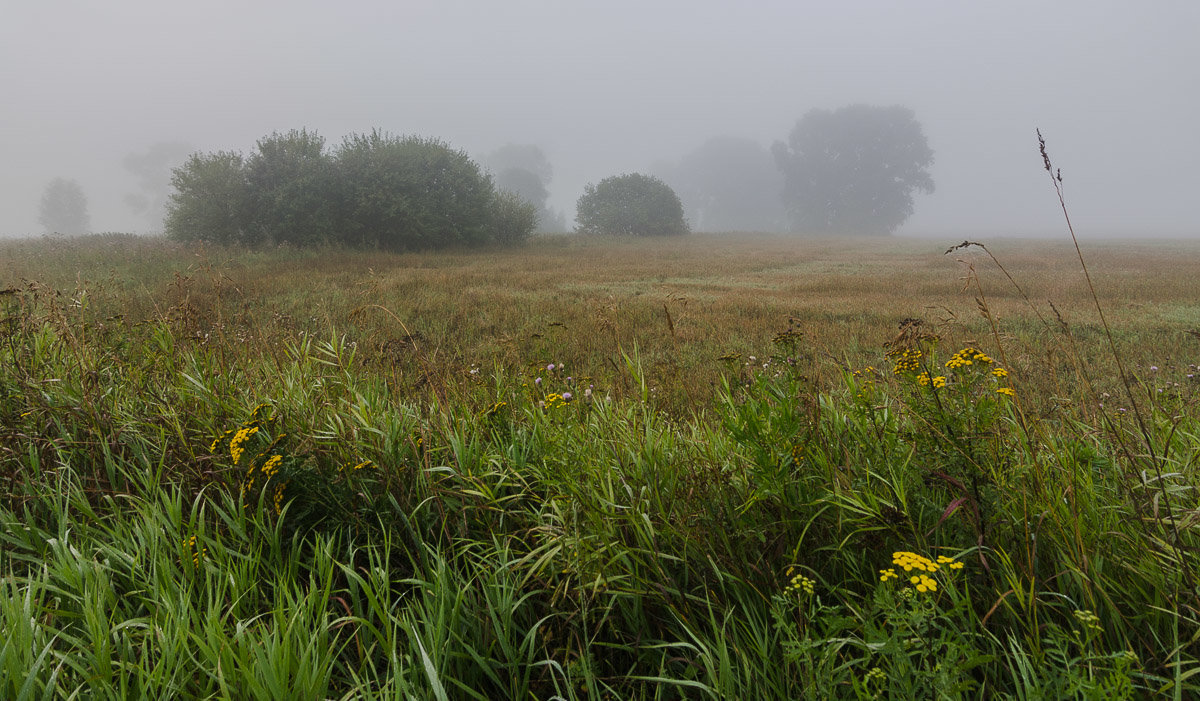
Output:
[[3, 0, 1197, 238]]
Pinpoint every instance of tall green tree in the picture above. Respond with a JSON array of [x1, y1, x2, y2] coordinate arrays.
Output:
[[773, 105, 934, 235], [38, 178, 90, 236], [485, 144, 564, 232], [245, 129, 338, 246], [164, 151, 250, 245]]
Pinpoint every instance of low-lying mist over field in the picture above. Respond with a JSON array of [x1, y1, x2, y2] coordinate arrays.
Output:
[[3, 1, 1198, 240]]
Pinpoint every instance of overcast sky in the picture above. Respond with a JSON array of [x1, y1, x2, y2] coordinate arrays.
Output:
[[3, 0, 1198, 238]]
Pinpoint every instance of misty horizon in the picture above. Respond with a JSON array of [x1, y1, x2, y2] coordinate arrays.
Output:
[[3, 1, 1197, 239]]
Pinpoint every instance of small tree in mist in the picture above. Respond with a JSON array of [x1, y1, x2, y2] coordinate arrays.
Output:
[[245, 129, 339, 246], [485, 143, 565, 232], [773, 104, 934, 236], [123, 141, 193, 230], [575, 173, 688, 237], [485, 143, 553, 184], [494, 167, 548, 213], [38, 178, 90, 236], [165, 152, 250, 245]]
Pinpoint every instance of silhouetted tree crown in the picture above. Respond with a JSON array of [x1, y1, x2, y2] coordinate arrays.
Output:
[[338, 132, 500, 249], [164, 130, 536, 249], [123, 141, 193, 229], [39, 178, 90, 236], [575, 173, 688, 237], [494, 167, 549, 215], [246, 129, 339, 246], [165, 151, 249, 245], [773, 105, 934, 236], [485, 143, 553, 185], [485, 143, 565, 232]]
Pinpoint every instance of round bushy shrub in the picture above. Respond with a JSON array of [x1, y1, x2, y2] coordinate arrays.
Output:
[[337, 131, 498, 250], [165, 151, 250, 245], [575, 173, 688, 236]]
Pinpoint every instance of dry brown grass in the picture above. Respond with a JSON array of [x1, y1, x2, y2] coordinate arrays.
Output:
[[3, 232, 1197, 411]]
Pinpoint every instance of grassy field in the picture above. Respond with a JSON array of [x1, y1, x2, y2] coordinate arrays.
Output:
[[2, 232, 1199, 698]]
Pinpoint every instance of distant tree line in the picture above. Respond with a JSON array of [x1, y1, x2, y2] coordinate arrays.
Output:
[[654, 104, 934, 236], [164, 104, 933, 246], [165, 129, 536, 249], [577, 104, 933, 237]]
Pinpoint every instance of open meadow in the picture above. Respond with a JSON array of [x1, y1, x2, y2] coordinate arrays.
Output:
[[2, 232, 1199, 698]]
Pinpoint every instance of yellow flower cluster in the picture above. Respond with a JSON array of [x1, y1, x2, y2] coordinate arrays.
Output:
[[995, 387, 1016, 398], [893, 551, 939, 572], [991, 367, 1009, 378], [938, 554, 966, 570], [791, 444, 804, 464], [339, 459, 373, 473], [240, 472, 257, 503], [241, 454, 291, 511], [783, 567, 815, 596], [229, 426, 260, 464], [879, 552, 964, 592], [210, 429, 234, 453], [261, 454, 283, 478], [916, 372, 947, 388], [212, 405, 277, 456], [484, 401, 507, 417], [184, 535, 207, 567], [544, 393, 568, 409], [890, 348, 923, 375], [945, 347, 993, 370]]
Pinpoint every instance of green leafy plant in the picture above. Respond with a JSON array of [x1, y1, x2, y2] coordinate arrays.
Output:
[[575, 172, 689, 236]]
